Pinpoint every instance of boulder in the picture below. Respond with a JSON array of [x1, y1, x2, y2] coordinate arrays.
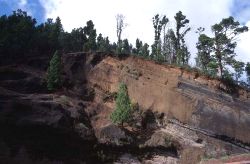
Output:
[[98, 124, 134, 146]]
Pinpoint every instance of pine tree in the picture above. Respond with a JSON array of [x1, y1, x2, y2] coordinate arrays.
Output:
[[196, 29, 214, 72], [135, 38, 143, 55], [245, 63, 250, 85], [174, 11, 191, 65], [121, 39, 131, 54], [151, 14, 168, 61], [163, 29, 176, 63], [142, 43, 150, 58], [212, 17, 248, 78], [47, 51, 61, 91], [83, 20, 97, 51], [233, 61, 244, 82], [110, 83, 131, 126]]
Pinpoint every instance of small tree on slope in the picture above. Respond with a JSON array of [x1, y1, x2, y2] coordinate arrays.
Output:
[[47, 51, 61, 91], [110, 83, 131, 126]]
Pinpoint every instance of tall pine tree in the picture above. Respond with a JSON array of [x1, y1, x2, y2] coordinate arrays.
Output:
[[212, 17, 248, 78], [47, 51, 61, 91], [174, 11, 191, 65]]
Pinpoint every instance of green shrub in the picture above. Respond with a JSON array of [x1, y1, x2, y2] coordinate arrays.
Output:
[[47, 51, 61, 91], [110, 83, 131, 126]]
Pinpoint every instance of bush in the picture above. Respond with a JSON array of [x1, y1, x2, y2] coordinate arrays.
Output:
[[110, 83, 132, 126], [47, 51, 61, 91]]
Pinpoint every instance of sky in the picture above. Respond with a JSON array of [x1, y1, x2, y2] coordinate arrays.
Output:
[[1, 0, 250, 66]]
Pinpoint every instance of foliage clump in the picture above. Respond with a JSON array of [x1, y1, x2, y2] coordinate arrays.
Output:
[[196, 17, 248, 80], [246, 63, 250, 85], [47, 51, 61, 91], [110, 83, 131, 126]]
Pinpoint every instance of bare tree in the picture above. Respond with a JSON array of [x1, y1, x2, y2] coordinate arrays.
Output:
[[116, 14, 127, 53]]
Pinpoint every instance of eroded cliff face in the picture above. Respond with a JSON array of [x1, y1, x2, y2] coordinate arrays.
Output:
[[62, 53, 250, 145], [1, 52, 249, 163]]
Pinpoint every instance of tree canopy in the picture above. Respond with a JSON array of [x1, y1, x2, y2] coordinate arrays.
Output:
[[1, 9, 250, 86], [195, 17, 248, 80], [0, 9, 37, 60], [0, 9, 116, 65], [174, 11, 191, 65], [212, 16, 248, 78], [151, 14, 168, 61]]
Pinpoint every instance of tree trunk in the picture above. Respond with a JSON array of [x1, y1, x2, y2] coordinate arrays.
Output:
[[215, 36, 223, 78]]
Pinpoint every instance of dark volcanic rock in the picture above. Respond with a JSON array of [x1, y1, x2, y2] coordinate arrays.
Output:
[[98, 124, 134, 146], [0, 90, 95, 141], [0, 66, 47, 94], [62, 52, 88, 86], [0, 87, 97, 163]]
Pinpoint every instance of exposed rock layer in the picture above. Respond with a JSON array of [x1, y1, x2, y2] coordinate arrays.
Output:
[[1, 52, 250, 163], [62, 53, 250, 144]]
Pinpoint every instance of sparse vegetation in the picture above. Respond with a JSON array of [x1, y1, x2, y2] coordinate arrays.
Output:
[[126, 68, 142, 80], [164, 135, 173, 147], [103, 91, 117, 102]]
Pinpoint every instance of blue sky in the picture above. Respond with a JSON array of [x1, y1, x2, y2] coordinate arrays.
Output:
[[1, 0, 250, 27], [231, 0, 250, 24], [1, 0, 250, 65], [0, 0, 45, 23]]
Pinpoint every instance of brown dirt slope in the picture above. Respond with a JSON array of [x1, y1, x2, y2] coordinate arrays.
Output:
[[62, 53, 250, 144]]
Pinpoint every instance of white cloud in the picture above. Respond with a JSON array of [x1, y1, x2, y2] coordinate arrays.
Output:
[[40, 0, 250, 65], [18, 0, 27, 7], [16, 0, 34, 16], [236, 21, 250, 62]]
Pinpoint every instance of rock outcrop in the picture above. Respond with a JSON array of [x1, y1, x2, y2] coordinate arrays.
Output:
[[62, 53, 250, 145], [0, 64, 94, 140], [63, 54, 250, 161], [1, 52, 250, 163]]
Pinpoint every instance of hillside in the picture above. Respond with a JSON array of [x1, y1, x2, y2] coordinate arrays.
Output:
[[0, 52, 250, 164]]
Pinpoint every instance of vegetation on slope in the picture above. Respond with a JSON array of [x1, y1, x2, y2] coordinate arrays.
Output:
[[47, 51, 61, 91], [110, 83, 132, 126], [0, 9, 249, 88]]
